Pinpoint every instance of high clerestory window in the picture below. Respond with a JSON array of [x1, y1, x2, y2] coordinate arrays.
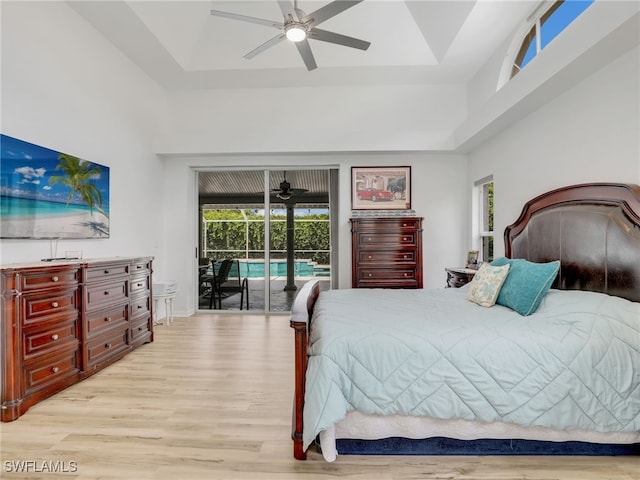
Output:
[[499, 0, 595, 88]]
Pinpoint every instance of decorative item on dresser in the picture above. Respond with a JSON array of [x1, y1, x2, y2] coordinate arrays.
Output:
[[445, 267, 477, 288], [0, 256, 153, 422], [350, 217, 423, 289]]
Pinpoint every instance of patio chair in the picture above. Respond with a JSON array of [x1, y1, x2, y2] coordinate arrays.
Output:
[[211, 259, 249, 310]]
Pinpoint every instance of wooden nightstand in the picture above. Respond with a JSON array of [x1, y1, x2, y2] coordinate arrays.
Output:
[[445, 267, 477, 288]]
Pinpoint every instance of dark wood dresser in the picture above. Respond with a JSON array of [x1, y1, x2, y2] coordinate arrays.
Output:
[[0, 256, 153, 422], [351, 217, 423, 288]]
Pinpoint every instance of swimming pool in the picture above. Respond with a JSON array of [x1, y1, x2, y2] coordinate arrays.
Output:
[[237, 259, 327, 278]]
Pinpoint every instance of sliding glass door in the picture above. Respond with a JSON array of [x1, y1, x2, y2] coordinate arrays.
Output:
[[197, 168, 333, 313]]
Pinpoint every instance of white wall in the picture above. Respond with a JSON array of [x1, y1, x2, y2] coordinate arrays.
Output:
[[468, 46, 640, 259], [159, 153, 468, 316], [157, 84, 467, 154], [0, 3, 166, 272]]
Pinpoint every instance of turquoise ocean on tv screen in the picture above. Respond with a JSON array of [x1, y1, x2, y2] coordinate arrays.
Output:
[[0, 196, 109, 217]]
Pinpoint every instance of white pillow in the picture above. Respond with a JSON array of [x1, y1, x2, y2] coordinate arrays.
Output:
[[465, 263, 510, 307]]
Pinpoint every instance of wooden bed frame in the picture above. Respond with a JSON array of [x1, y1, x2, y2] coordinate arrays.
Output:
[[290, 182, 640, 460]]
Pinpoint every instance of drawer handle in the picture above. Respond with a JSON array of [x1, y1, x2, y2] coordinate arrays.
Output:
[[404, 255, 408, 259], [51, 334, 59, 341], [51, 366, 59, 374], [51, 275, 59, 282], [136, 265, 142, 269], [105, 343, 112, 349], [137, 305, 143, 309], [137, 283, 142, 287], [104, 291, 110, 296], [403, 237, 408, 241], [368, 273, 372, 277], [138, 326, 144, 331], [104, 269, 110, 274], [104, 317, 112, 322], [404, 273, 408, 277], [367, 237, 372, 241], [367, 255, 372, 259], [51, 301, 59, 308], [403, 223, 407, 227]]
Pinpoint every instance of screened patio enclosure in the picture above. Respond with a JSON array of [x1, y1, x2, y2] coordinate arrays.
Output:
[[197, 169, 337, 313]]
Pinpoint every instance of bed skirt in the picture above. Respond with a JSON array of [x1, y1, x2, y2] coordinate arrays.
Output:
[[317, 412, 640, 462]]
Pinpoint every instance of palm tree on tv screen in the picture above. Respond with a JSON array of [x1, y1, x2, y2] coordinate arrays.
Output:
[[49, 153, 104, 215]]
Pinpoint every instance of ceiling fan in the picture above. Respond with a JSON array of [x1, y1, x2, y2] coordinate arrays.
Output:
[[210, 0, 370, 71], [271, 172, 308, 200]]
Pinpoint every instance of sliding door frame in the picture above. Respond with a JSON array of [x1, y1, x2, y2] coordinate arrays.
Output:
[[195, 166, 337, 314]]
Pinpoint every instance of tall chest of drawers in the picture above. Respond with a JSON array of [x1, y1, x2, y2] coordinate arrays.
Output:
[[0, 257, 153, 422], [350, 217, 423, 288]]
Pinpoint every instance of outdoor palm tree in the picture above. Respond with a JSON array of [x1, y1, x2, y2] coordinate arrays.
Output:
[[49, 153, 105, 215]]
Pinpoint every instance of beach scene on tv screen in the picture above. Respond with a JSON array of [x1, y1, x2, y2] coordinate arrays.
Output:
[[0, 134, 110, 239]]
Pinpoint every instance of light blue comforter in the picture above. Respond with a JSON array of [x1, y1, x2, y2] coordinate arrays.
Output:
[[303, 287, 640, 449]]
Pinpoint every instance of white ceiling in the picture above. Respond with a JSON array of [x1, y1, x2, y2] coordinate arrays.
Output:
[[69, 0, 538, 90]]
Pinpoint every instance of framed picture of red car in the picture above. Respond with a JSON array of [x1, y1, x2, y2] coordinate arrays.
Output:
[[351, 166, 411, 210]]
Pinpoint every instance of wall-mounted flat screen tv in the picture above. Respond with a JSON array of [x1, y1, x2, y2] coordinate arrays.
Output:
[[0, 134, 110, 239]]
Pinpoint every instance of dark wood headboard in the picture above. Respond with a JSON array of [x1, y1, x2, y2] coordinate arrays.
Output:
[[504, 183, 640, 303]]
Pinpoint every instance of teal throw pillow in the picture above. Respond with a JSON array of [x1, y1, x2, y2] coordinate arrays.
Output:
[[491, 257, 560, 316]]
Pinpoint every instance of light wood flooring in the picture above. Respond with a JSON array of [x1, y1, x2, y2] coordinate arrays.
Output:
[[1, 314, 638, 479]]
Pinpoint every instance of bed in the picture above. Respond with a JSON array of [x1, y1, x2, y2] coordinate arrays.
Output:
[[289, 182, 640, 461]]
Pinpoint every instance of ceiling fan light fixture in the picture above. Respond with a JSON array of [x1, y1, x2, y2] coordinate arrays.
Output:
[[277, 191, 292, 200], [285, 23, 307, 42]]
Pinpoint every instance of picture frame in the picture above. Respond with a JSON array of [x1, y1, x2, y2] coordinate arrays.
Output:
[[466, 250, 479, 269], [0, 134, 110, 239], [351, 166, 411, 210]]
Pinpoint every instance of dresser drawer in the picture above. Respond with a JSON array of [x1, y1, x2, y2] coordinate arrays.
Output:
[[85, 263, 129, 282], [354, 219, 420, 232], [358, 250, 416, 264], [86, 325, 130, 369], [130, 294, 150, 322], [130, 315, 152, 345], [22, 288, 80, 326], [131, 259, 152, 275], [23, 321, 79, 359], [85, 303, 129, 338], [357, 232, 417, 247], [446, 268, 476, 288], [358, 268, 417, 282], [20, 268, 80, 292], [23, 349, 81, 394], [84, 280, 128, 312], [129, 274, 150, 295]]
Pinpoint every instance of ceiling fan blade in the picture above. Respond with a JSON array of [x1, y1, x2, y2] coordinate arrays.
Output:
[[295, 39, 317, 71], [308, 28, 370, 51], [244, 33, 286, 59], [302, 0, 364, 27], [277, 0, 297, 20], [210, 10, 283, 30]]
